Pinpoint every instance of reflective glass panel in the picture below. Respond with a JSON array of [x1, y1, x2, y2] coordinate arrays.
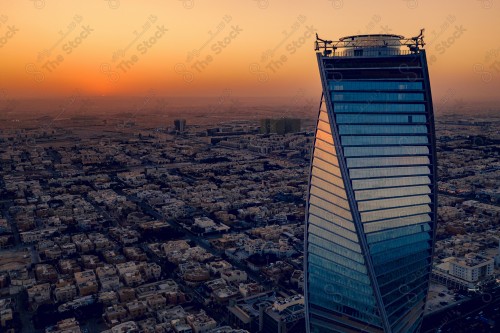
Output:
[[334, 103, 426, 112], [336, 114, 427, 124], [329, 81, 423, 91], [347, 156, 430, 168], [342, 135, 429, 146], [332, 92, 424, 102], [344, 146, 429, 157], [350, 166, 430, 179], [339, 125, 428, 135]]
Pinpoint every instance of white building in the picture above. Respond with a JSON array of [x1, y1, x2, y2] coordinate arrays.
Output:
[[192, 217, 230, 235], [449, 253, 494, 282]]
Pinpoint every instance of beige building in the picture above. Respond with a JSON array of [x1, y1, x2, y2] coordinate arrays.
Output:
[[104, 304, 128, 327], [434, 253, 496, 289], [0, 308, 13, 329], [186, 310, 217, 333], [140, 262, 162, 281], [145, 294, 167, 310], [109, 321, 139, 333], [58, 259, 81, 275], [126, 300, 148, 319], [45, 318, 81, 333], [27, 283, 51, 309], [54, 283, 78, 303], [449, 253, 494, 282], [179, 262, 210, 283], [35, 264, 58, 283], [74, 270, 98, 296], [221, 270, 247, 284]]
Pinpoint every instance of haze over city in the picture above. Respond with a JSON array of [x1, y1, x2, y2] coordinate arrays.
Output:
[[1, 0, 499, 112]]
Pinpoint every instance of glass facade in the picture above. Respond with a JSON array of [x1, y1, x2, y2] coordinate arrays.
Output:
[[306, 36, 436, 333]]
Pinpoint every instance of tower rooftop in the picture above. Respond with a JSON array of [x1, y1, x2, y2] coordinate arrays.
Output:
[[339, 34, 405, 43], [315, 30, 425, 57]]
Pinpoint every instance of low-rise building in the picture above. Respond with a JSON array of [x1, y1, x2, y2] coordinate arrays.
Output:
[[54, 283, 78, 303], [207, 260, 232, 275], [140, 262, 161, 281], [74, 270, 98, 296], [104, 304, 128, 327], [97, 265, 121, 291], [209, 327, 249, 333], [179, 262, 210, 283], [35, 264, 58, 283], [58, 259, 81, 275], [27, 283, 51, 309], [145, 294, 167, 311], [108, 321, 139, 333], [99, 291, 119, 305], [117, 287, 136, 303], [126, 300, 148, 319], [433, 253, 496, 289], [449, 253, 494, 282], [186, 310, 217, 333], [45, 318, 81, 333], [262, 295, 305, 333], [238, 283, 263, 298], [221, 270, 247, 284]]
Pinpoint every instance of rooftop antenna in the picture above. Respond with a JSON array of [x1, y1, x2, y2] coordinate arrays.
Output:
[[315, 33, 334, 56], [409, 28, 425, 52]]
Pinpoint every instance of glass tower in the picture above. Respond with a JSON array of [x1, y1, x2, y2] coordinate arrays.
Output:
[[305, 33, 437, 333]]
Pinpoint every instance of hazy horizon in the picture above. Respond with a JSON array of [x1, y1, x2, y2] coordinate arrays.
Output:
[[2, 0, 500, 106]]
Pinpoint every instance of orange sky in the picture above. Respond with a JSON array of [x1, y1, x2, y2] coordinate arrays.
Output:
[[1, 0, 499, 105]]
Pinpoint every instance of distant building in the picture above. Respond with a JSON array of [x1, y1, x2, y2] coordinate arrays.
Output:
[[260, 119, 301, 135], [260, 119, 271, 134], [175, 119, 187, 133]]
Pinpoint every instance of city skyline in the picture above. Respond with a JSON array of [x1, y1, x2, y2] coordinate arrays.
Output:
[[0, 100, 499, 332]]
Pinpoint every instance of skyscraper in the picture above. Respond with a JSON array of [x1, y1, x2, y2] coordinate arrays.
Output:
[[305, 32, 437, 333], [174, 119, 187, 133]]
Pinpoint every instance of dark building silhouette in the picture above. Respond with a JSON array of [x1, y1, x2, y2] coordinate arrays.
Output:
[[174, 119, 186, 133], [260, 118, 301, 135]]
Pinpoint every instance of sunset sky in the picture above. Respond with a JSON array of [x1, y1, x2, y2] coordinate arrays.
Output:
[[1, 0, 499, 105]]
